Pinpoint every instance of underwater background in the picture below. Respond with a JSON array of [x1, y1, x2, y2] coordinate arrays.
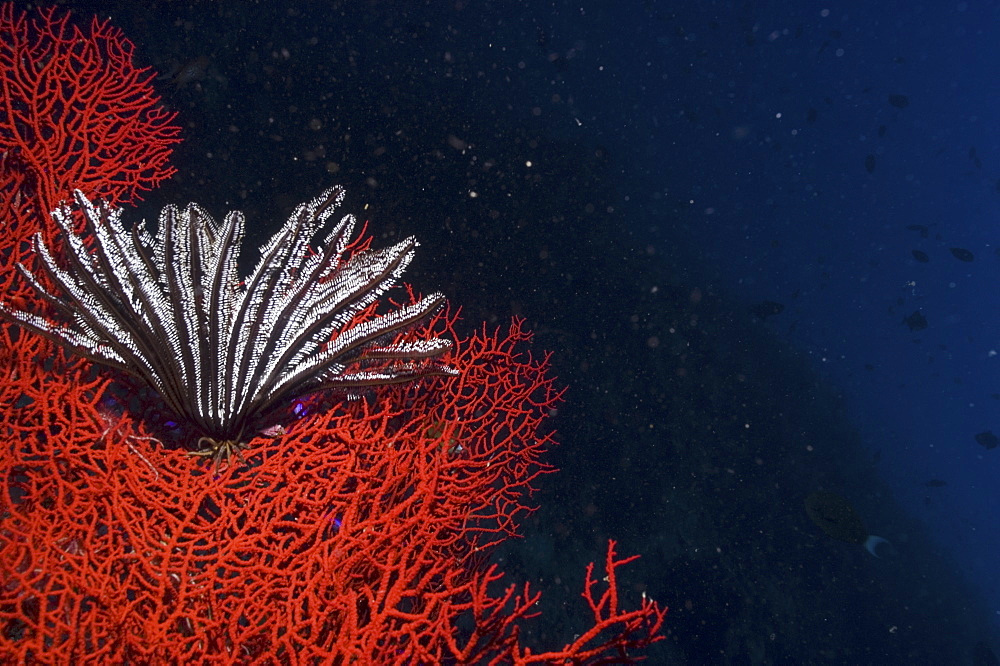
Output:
[[41, 0, 1000, 662]]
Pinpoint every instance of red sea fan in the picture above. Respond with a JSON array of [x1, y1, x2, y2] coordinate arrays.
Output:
[[1, 313, 664, 662], [0, 3, 181, 243], [0, 4, 665, 663]]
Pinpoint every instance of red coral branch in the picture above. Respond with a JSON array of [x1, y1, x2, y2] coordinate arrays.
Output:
[[438, 540, 665, 665], [0, 2, 180, 247], [1, 315, 664, 662], [0, 4, 665, 663]]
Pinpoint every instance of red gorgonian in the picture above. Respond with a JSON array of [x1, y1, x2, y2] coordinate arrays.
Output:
[[0, 4, 666, 662]]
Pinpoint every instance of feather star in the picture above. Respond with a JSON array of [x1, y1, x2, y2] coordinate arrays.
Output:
[[0, 186, 457, 464]]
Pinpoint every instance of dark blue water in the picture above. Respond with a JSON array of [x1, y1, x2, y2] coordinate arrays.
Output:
[[584, 0, 1000, 614], [52, 0, 1000, 662], [553, 1, 1000, 659], [629, 0, 1000, 620]]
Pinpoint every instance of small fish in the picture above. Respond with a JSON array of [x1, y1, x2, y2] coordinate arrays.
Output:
[[975, 430, 999, 450], [888, 93, 909, 108], [949, 247, 974, 262], [804, 490, 891, 557], [923, 479, 947, 487], [865, 154, 876, 173], [902, 311, 927, 332], [970, 147, 983, 169], [906, 224, 929, 239], [749, 301, 784, 320], [911, 249, 929, 263], [159, 55, 211, 90]]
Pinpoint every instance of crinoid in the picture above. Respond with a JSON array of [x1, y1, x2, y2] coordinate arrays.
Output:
[[1, 186, 456, 465]]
